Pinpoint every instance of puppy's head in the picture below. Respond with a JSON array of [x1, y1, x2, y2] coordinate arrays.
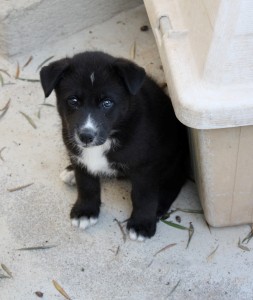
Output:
[[40, 51, 146, 148]]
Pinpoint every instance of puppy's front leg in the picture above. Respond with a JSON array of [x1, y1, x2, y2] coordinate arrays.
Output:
[[70, 165, 101, 230], [127, 175, 158, 241]]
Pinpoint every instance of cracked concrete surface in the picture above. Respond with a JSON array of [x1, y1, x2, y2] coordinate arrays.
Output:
[[0, 5, 253, 300]]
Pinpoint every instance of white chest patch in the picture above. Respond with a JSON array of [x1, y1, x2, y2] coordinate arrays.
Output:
[[74, 139, 117, 176]]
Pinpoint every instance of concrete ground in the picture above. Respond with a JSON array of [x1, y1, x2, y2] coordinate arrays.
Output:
[[0, 5, 252, 300]]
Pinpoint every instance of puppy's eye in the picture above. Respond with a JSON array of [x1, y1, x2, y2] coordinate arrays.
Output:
[[67, 97, 79, 108], [101, 98, 114, 109]]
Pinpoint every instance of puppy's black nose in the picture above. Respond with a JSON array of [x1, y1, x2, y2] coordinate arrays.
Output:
[[78, 129, 96, 145]]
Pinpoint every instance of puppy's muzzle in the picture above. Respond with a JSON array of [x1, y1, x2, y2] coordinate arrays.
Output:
[[78, 128, 97, 146]]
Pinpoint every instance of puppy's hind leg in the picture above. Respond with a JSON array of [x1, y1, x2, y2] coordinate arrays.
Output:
[[157, 175, 186, 218], [157, 186, 182, 218]]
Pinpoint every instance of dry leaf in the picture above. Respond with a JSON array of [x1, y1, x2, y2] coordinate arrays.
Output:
[[15, 62, 20, 79], [1, 264, 12, 278], [130, 41, 136, 60], [19, 111, 37, 129], [176, 208, 204, 214], [22, 56, 33, 69], [0, 99, 11, 120], [0, 69, 11, 78], [0, 147, 6, 161], [8, 183, 34, 192], [0, 73, 4, 86], [207, 245, 219, 262], [238, 238, 250, 252], [52, 280, 71, 300], [162, 220, 188, 230]]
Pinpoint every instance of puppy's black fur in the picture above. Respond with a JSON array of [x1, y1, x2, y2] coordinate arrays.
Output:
[[40, 51, 188, 240]]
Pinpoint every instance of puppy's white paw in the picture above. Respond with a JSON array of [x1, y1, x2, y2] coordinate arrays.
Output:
[[60, 168, 76, 185], [129, 229, 146, 242], [71, 217, 98, 230]]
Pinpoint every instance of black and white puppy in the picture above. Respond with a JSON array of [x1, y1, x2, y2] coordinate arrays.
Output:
[[40, 51, 188, 241]]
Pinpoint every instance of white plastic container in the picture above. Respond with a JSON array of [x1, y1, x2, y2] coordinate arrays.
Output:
[[144, 0, 253, 226]]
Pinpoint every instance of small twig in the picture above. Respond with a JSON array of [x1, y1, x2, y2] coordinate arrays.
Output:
[[242, 224, 253, 244], [17, 245, 56, 251], [168, 280, 181, 296], [17, 77, 40, 83], [7, 183, 34, 192], [40, 103, 55, 107], [114, 218, 126, 243], [115, 246, 120, 256], [186, 222, 194, 249], [147, 259, 154, 268], [153, 243, 177, 257], [205, 220, 212, 234]]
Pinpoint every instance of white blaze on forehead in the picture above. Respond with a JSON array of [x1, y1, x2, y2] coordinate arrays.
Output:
[[90, 72, 95, 85], [83, 114, 97, 131]]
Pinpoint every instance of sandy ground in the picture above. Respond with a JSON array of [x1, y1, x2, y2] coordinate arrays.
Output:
[[0, 5, 253, 300]]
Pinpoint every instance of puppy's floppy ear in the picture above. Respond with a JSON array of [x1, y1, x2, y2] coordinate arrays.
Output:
[[40, 58, 69, 97], [113, 59, 146, 95]]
